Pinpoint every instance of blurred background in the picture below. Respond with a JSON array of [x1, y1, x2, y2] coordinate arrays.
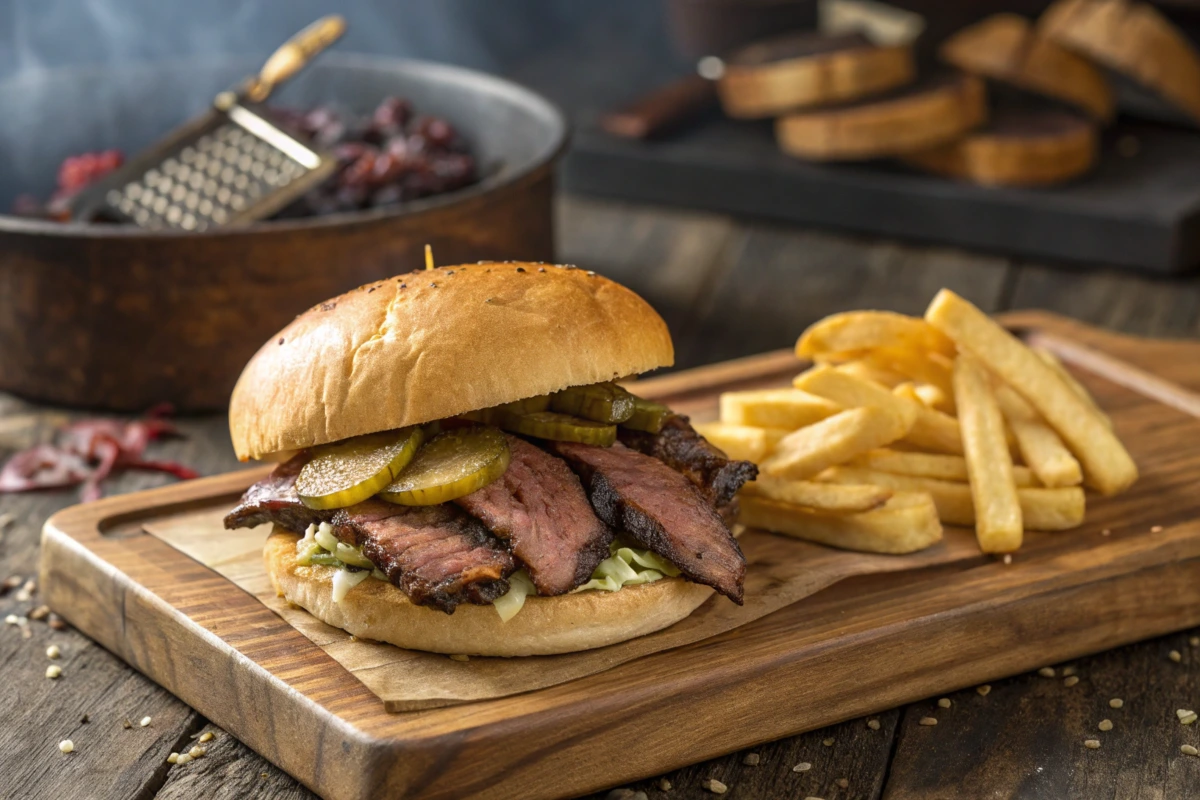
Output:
[[3, 0, 1200, 413]]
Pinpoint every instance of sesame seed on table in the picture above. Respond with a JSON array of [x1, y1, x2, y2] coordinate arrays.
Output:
[[3, 195, 1200, 800]]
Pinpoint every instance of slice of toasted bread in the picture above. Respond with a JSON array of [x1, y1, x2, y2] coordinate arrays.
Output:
[[942, 13, 1113, 122], [1040, 0, 1200, 124], [903, 110, 1097, 187], [717, 31, 915, 119], [776, 74, 987, 162]]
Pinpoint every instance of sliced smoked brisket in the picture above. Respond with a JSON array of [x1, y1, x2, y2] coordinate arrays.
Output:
[[223, 454, 329, 532], [548, 440, 746, 603], [455, 435, 611, 596], [619, 415, 758, 507], [224, 457, 514, 613], [332, 500, 514, 612]]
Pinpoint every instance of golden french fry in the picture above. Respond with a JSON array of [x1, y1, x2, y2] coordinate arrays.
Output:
[[719, 388, 841, 429], [847, 448, 1039, 487], [866, 347, 956, 399], [741, 475, 893, 512], [954, 354, 1022, 552], [892, 383, 964, 454], [993, 384, 1082, 487], [739, 491, 943, 554], [761, 406, 914, 480], [1033, 347, 1113, 430], [820, 466, 1084, 530], [797, 311, 957, 360], [836, 360, 909, 388], [927, 290, 1137, 495], [693, 422, 791, 463], [912, 383, 955, 414], [794, 365, 919, 429]]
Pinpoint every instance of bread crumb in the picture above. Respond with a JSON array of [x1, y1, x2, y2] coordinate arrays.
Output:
[[1098, 719, 1113, 732], [977, 685, 991, 696], [1084, 739, 1101, 749], [702, 778, 727, 794], [792, 762, 812, 773], [742, 753, 760, 765], [58, 740, 73, 754], [919, 717, 938, 726], [938, 698, 951, 709], [1110, 698, 1124, 709]]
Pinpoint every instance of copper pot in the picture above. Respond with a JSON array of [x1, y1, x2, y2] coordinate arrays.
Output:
[[0, 54, 567, 411]]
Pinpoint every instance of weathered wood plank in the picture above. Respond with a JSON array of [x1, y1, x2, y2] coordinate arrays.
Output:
[[582, 711, 901, 800], [682, 224, 1014, 367], [1008, 264, 1200, 338], [0, 404, 240, 800], [154, 725, 314, 800], [881, 629, 1200, 800]]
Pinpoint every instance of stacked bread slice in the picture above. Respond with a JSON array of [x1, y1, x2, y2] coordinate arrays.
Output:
[[720, 0, 1200, 187]]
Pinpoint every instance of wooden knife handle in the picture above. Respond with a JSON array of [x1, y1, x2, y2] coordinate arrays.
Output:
[[601, 73, 717, 139]]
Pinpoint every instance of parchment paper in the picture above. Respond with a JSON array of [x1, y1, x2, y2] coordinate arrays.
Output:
[[144, 507, 983, 711]]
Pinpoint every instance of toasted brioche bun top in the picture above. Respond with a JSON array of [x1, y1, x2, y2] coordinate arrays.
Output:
[[229, 262, 674, 460]]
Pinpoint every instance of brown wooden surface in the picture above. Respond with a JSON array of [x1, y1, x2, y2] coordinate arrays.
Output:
[[4, 195, 1200, 799]]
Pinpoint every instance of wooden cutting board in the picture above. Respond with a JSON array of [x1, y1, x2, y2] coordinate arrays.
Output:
[[38, 312, 1200, 800]]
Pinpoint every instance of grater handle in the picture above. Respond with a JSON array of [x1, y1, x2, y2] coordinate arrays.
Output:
[[244, 15, 347, 103]]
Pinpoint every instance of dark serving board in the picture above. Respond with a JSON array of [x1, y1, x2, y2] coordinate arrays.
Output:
[[512, 38, 1200, 274], [37, 313, 1200, 800]]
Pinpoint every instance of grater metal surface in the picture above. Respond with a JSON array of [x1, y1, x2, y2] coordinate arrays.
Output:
[[93, 105, 333, 230], [70, 16, 344, 229]]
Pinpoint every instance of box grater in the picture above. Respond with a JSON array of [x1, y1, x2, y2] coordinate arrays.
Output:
[[71, 16, 345, 230]]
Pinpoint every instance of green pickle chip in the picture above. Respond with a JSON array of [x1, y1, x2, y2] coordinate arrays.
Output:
[[380, 427, 511, 506], [550, 383, 636, 423], [500, 411, 617, 446], [296, 427, 424, 510]]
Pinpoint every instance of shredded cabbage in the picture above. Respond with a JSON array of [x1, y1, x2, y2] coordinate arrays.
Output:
[[332, 568, 370, 602], [296, 522, 379, 603], [298, 522, 680, 619], [493, 570, 536, 622], [491, 540, 680, 621]]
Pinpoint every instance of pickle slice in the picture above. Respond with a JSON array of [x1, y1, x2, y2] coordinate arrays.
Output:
[[459, 395, 551, 425], [622, 396, 674, 433], [550, 383, 636, 423], [296, 427, 424, 510], [501, 411, 617, 446], [380, 427, 511, 506]]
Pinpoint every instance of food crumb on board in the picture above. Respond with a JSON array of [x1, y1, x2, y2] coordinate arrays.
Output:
[[938, 698, 952, 709], [45, 665, 62, 679], [867, 718, 881, 730], [167, 753, 178, 764], [199, 731, 214, 743], [1084, 739, 1101, 749], [702, 778, 727, 794], [189, 745, 205, 758], [1182, 745, 1199, 756], [742, 753, 760, 765], [836, 778, 850, 788], [1064, 676, 1080, 687], [822, 737, 834, 746], [977, 685, 992, 696], [919, 717, 938, 726], [657, 778, 672, 791], [176, 753, 192, 765], [1190, 636, 1199, 648], [58, 740, 73, 754], [793, 762, 812, 773], [140, 716, 152, 727], [1169, 650, 1183, 663], [1003, 554, 1012, 565], [1038, 667, 1056, 678], [1062, 666, 1077, 676], [45, 645, 60, 660], [1110, 698, 1124, 709], [1099, 719, 1113, 731], [1177, 709, 1197, 725], [4, 614, 19, 626]]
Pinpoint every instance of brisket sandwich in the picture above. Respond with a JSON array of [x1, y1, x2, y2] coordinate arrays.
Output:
[[224, 262, 757, 656]]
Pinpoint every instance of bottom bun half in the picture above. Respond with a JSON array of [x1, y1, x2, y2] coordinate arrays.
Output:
[[265, 528, 714, 657]]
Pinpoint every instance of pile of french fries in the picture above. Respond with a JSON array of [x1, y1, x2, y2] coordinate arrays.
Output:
[[700, 290, 1138, 556]]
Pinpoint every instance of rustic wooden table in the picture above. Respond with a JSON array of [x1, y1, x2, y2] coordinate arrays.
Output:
[[3, 195, 1199, 800]]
